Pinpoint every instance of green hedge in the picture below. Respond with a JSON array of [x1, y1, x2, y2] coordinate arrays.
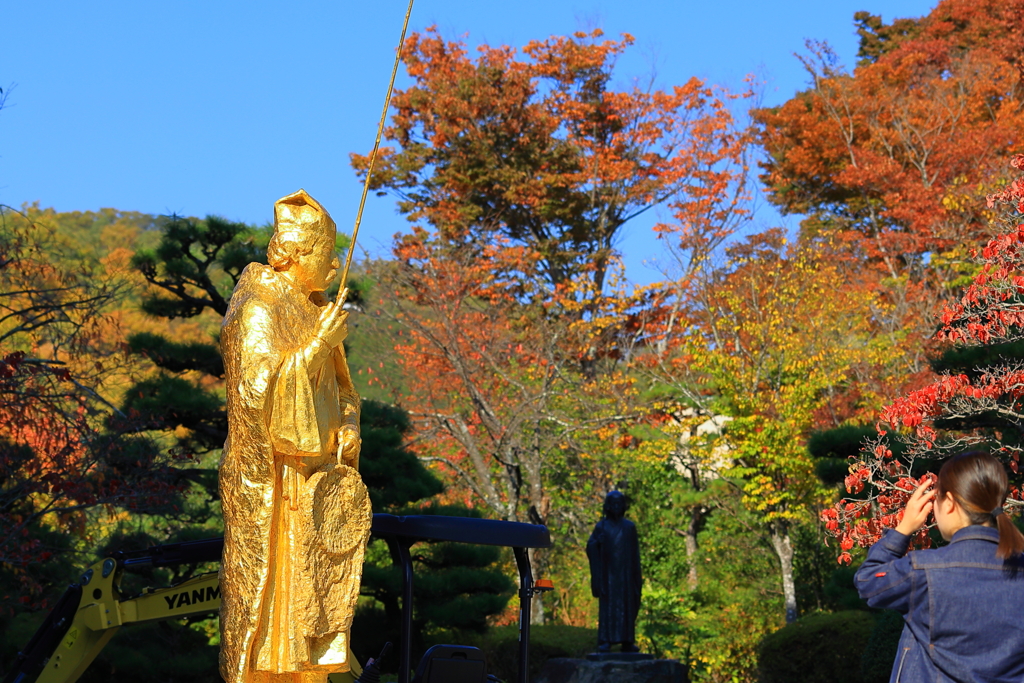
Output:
[[464, 623, 596, 682], [860, 610, 904, 683], [759, 611, 875, 683]]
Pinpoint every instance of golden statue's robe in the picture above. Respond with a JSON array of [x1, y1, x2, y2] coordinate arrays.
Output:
[[219, 263, 371, 683]]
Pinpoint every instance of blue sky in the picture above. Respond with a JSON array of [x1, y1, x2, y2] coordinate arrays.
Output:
[[2, 0, 936, 284]]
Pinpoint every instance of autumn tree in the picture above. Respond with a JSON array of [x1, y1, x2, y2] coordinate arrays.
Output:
[[754, 0, 1024, 390], [354, 27, 749, 298], [826, 156, 1024, 559], [353, 27, 750, 625], [351, 24, 749, 518], [0, 205, 184, 609], [638, 228, 889, 623]]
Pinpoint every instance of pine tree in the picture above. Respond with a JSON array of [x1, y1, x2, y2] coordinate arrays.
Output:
[[125, 214, 514, 668]]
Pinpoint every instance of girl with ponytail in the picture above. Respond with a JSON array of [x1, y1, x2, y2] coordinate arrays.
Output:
[[856, 451, 1024, 682], [932, 451, 1024, 559]]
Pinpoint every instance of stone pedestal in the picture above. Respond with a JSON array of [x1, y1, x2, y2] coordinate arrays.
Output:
[[586, 652, 655, 662], [535, 657, 688, 683]]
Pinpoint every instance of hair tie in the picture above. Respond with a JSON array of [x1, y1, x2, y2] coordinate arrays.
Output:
[[991, 506, 1004, 519]]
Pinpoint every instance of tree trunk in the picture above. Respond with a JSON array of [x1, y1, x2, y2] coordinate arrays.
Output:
[[768, 526, 798, 623], [529, 547, 547, 625], [523, 439, 549, 625], [531, 593, 546, 625], [683, 505, 704, 591]]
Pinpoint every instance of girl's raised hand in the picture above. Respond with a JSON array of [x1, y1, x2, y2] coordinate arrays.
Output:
[[895, 479, 936, 536]]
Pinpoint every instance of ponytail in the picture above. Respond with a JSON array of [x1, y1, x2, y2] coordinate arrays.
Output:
[[993, 507, 1024, 560], [937, 451, 1024, 560]]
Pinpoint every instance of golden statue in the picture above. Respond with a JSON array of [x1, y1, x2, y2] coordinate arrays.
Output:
[[219, 189, 371, 683]]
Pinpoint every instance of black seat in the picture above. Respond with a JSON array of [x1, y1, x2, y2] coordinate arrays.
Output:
[[412, 644, 487, 683]]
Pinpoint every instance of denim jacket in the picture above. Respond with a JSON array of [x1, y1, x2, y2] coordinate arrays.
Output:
[[855, 526, 1024, 682]]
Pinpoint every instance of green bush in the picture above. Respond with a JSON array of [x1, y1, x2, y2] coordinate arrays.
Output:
[[465, 623, 596, 682], [823, 566, 866, 612], [860, 610, 904, 683], [78, 620, 220, 683], [1, 610, 47, 668], [758, 611, 874, 683], [2, 607, 219, 683]]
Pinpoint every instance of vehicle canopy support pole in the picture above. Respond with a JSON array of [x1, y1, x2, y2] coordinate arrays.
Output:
[[396, 539, 414, 683], [512, 546, 533, 683]]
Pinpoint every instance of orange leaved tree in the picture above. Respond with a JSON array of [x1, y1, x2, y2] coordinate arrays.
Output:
[[755, 0, 1024, 390], [352, 26, 750, 522], [353, 26, 751, 622], [354, 26, 750, 298]]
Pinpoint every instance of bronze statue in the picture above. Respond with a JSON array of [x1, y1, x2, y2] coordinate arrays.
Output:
[[219, 189, 372, 683], [586, 491, 642, 653]]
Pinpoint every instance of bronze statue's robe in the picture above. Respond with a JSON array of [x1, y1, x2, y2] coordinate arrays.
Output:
[[219, 262, 371, 683], [587, 516, 642, 646]]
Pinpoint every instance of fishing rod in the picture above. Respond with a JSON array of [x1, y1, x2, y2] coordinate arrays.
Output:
[[338, 0, 416, 302]]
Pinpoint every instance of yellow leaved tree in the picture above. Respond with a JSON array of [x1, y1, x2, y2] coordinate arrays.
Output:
[[641, 228, 891, 632]]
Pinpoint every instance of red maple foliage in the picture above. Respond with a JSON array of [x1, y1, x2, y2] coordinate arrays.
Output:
[[825, 156, 1024, 563]]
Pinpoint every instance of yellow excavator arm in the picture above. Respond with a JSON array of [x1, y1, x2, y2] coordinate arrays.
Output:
[[4, 539, 360, 683], [9, 514, 556, 683], [38, 560, 221, 683]]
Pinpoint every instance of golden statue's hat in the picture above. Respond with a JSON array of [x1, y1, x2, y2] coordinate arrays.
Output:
[[274, 189, 336, 240]]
